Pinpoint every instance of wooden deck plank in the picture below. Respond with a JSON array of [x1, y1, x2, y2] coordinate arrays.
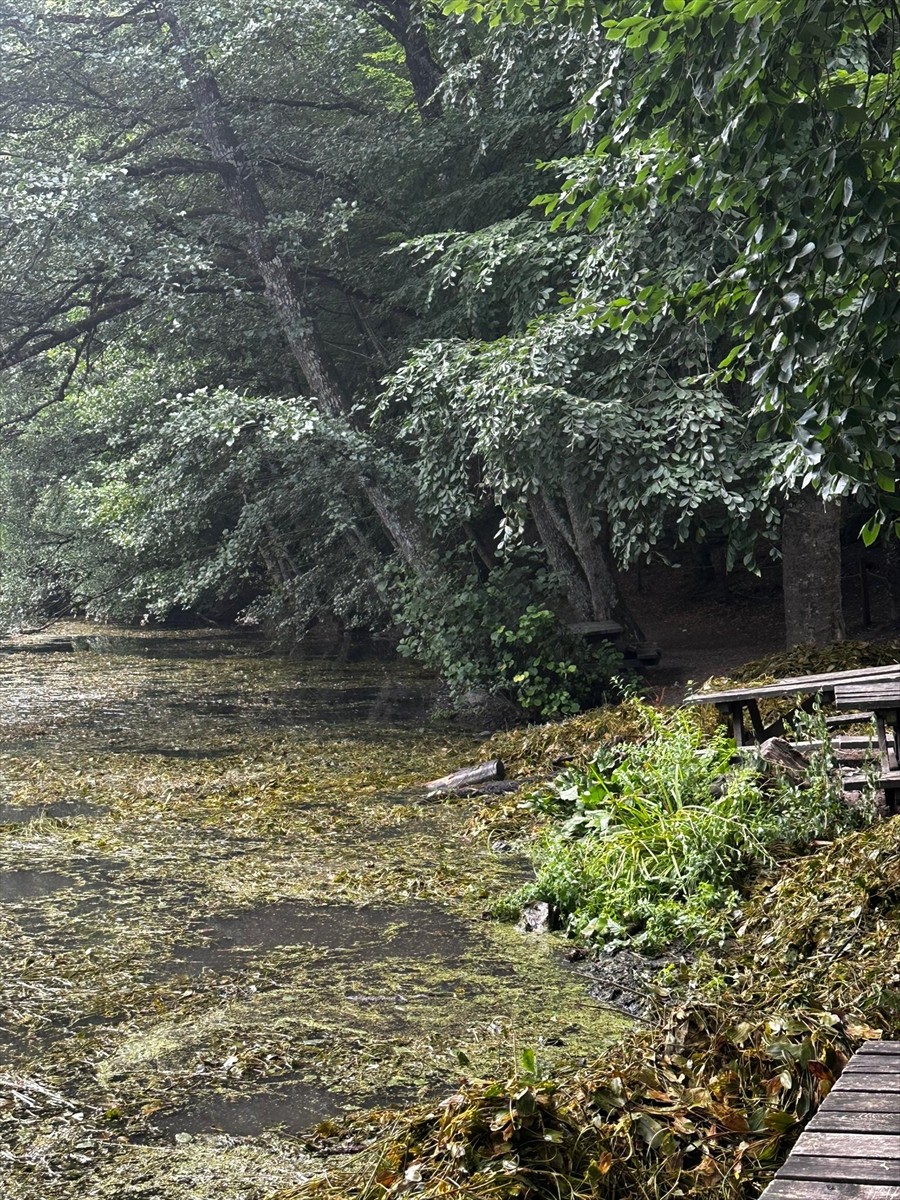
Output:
[[792, 1132, 900, 1159], [685, 664, 900, 706], [808, 1111, 900, 1134], [762, 1182, 900, 1199], [845, 1056, 900, 1073], [824, 1092, 900, 1113], [835, 684, 900, 705], [831, 1074, 900, 1093], [777, 1156, 900, 1184], [763, 1042, 900, 1199], [842, 772, 900, 790]]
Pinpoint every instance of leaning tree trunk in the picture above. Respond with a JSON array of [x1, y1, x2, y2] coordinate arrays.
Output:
[[531, 489, 643, 638], [562, 479, 644, 639], [782, 490, 845, 647], [353, 0, 443, 121], [161, 4, 433, 577]]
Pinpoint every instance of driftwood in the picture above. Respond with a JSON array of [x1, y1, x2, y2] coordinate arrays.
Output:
[[758, 736, 810, 781], [425, 758, 505, 794]]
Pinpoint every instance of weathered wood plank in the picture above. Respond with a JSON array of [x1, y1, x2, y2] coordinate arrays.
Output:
[[762, 1182, 900, 1200], [842, 771, 900, 790], [808, 1111, 900, 1134], [778, 1155, 900, 1184], [568, 620, 623, 639], [835, 684, 900, 705], [844, 1055, 900, 1073], [823, 1091, 900, 1113], [764, 1042, 900, 1199], [793, 736, 876, 752], [831, 1074, 900, 1093], [792, 1132, 900, 1159], [685, 663, 900, 706]]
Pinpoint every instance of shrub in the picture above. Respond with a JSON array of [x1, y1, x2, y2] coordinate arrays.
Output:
[[392, 551, 626, 719], [527, 704, 870, 951]]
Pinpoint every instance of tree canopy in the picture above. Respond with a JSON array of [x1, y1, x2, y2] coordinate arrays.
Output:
[[1, 0, 896, 710]]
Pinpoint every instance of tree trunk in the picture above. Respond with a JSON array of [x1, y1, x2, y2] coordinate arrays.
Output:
[[161, 5, 433, 576], [354, 0, 443, 121], [782, 490, 845, 647], [562, 479, 644, 639], [885, 531, 900, 627], [531, 492, 593, 619]]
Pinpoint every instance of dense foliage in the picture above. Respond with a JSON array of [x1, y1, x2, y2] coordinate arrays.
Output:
[[1, 0, 898, 702]]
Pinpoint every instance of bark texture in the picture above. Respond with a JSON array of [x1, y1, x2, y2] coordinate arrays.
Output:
[[782, 490, 845, 647], [531, 492, 593, 620], [563, 479, 643, 639], [531, 489, 642, 638], [885, 532, 900, 626], [353, 0, 443, 120]]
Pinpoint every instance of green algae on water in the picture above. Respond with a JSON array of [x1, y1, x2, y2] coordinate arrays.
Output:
[[0, 624, 625, 1200]]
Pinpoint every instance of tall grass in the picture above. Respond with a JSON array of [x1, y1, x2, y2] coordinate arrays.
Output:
[[528, 704, 869, 951]]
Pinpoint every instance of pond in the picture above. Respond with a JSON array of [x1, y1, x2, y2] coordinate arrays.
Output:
[[0, 623, 625, 1199]]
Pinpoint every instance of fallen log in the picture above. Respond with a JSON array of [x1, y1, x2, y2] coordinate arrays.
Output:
[[758, 736, 810, 781], [425, 759, 505, 794]]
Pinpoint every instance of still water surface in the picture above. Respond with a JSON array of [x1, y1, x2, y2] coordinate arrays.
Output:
[[0, 624, 622, 1199]]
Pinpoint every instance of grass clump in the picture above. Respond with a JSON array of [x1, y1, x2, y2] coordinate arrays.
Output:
[[524, 704, 868, 951]]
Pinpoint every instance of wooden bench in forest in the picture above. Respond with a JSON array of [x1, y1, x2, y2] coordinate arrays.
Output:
[[760, 1040, 900, 1199], [834, 681, 900, 813], [684, 663, 900, 748]]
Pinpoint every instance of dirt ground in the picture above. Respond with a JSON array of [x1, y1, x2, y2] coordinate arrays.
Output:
[[626, 548, 900, 700]]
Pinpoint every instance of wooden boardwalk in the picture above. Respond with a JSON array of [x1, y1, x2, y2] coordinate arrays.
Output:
[[761, 1041, 900, 1199]]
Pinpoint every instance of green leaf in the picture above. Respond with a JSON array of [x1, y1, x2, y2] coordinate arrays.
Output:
[[861, 517, 881, 546]]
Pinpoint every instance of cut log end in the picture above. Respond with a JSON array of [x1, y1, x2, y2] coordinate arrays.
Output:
[[758, 737, 810, 780]]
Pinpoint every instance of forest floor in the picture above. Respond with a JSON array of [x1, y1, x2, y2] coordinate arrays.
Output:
[[630, 551, 899, 700]]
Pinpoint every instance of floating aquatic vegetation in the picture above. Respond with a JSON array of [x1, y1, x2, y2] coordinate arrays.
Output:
[[0, 624, 625, 1200]]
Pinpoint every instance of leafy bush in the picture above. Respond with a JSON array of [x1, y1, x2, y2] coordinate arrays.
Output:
[[526, 704, 870, 950], [489, 605, 625, 717], [392, 552, 626, 718]]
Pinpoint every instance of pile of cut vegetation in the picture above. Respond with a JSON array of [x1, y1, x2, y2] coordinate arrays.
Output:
[[703, 636, 900, 691], [289, 818, 898, 1200], [486, 698, 651, 775]]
